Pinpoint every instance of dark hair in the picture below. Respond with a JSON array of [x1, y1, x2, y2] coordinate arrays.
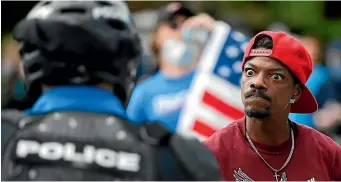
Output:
[[253, 35, 300, 85], [252, 36, 273, 49]]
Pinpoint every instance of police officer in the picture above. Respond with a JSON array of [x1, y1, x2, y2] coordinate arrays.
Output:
[[1, 1, 222, 181]]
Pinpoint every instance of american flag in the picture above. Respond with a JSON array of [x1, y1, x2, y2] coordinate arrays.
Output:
[[177, 22, 250, 141]]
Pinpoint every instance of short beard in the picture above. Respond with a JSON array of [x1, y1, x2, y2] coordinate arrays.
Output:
[[244, 108, 271, 119]]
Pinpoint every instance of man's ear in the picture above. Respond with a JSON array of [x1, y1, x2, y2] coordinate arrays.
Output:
[[293, 84, 302, 101]]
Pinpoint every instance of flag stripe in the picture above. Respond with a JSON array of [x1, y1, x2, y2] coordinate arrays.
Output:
[[202, 91, 244, 120], [199, 103, 233, 129], [206, 74, 244, 110], [192, 119, 217, 137]]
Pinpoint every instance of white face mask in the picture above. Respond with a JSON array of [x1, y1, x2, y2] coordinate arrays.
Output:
[[161, 39, 199, 67], [182, 27, 210, 45]]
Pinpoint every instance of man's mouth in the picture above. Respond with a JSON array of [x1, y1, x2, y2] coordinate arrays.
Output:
[[244, 91, 272, 102], [247, 95, 269, 102]]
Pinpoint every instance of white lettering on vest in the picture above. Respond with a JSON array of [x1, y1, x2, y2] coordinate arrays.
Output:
[[16, 140, 141, 172]]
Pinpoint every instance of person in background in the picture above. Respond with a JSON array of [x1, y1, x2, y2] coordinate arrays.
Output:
[[127, 1, 249, 134], [1, 37, 29, 151], [289, 35, 330, 128], [126, 2, 198, 132], [132, 10, 159, 82], [1, 37, 27, 110], [314, 39, 341, 144]]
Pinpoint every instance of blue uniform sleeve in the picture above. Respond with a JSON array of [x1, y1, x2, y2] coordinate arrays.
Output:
[[126, 85, 148, 125]]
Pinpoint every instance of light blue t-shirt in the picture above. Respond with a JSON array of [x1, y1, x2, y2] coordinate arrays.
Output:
[[126, 70, 195, 132]]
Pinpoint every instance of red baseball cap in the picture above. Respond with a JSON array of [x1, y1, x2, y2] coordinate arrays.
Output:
[[241, 31, 318, 113]]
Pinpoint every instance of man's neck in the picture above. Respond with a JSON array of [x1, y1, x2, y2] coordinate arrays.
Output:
[[42, 83, 113, 93], [246, 115, 291, 146]]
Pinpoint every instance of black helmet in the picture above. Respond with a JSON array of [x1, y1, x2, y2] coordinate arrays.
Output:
[[13, 0, 142, 104]]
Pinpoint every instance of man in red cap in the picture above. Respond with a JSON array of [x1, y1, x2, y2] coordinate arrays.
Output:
[[204, 31, 341, 181]]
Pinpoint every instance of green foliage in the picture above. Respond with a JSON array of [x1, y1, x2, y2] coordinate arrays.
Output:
[[269, 1, 340, 43], [2, 33, 14, 47], [208, 1, 340, 43]]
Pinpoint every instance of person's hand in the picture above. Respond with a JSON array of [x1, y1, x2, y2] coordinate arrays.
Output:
[[314, 101, 341, 129], [181, 13, 216, 31]]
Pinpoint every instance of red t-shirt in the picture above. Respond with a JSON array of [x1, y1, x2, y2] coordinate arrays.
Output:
[[203, 118, 341, 181]]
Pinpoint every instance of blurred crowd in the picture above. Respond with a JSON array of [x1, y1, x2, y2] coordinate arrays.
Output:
[[2, 1, 341, 144]]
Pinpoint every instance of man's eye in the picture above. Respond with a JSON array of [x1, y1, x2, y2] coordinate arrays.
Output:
[[271, 74, 283, 81], [245, 69, 255, 76]]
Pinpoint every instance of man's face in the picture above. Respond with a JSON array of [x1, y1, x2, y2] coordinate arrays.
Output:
[[241, 56, 297, 119], [155, 14, 188, 48]]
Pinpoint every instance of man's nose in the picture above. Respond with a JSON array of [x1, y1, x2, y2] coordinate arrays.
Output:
[[250, 74, 267, 91]]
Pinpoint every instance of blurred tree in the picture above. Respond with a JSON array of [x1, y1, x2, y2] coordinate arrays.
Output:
[[2, 1, 340, 45], [268, 1, 341, 43], [324, 1, 341, 19], [212, 1, 273, 31]]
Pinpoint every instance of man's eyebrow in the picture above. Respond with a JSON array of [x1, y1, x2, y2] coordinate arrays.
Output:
[[244, 63, 256, 68], [245, 63, 287, 72], [268, 68, 286, 72]]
